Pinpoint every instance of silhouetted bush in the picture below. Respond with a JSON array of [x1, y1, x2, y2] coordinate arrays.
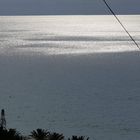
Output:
[[0, 127, 25, 140]]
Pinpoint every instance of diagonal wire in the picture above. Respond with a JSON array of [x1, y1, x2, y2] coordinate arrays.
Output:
[[102, 0, 140, 50]]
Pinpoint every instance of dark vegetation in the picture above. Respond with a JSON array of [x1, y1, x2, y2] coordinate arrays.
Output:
[[0, 109, 89, 140], [0, 127, 89, 140], [0, 127, 25, 140]]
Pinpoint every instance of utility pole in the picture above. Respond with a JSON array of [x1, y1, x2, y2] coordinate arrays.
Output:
[[0, 109, 6, 129]]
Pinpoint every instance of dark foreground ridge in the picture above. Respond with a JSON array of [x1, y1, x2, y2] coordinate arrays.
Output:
[[0, 109, 89, 140]]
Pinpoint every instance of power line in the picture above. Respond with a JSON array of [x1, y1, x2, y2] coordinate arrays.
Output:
[[102, 0, 140, 50]]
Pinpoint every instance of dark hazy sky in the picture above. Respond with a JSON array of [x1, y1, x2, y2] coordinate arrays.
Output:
[[0, 0, 139, 15]]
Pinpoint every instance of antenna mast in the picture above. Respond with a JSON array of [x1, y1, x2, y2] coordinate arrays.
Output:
[[0, 109, 6, 129]]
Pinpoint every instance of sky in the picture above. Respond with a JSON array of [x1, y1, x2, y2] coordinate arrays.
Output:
[[0, 0, 139, 15]]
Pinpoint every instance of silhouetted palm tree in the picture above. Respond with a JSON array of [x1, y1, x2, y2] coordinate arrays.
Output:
[[49, 132, 64, 140], [68, 136, 89, 140], [30, 128, 49, 140]]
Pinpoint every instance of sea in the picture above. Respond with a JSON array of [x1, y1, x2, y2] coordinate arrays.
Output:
[[0, 15, 140, 140]]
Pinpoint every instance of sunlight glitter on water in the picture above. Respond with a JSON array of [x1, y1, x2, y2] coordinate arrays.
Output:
[[0, 15, 140, 56], [1, 16, 140, 140]]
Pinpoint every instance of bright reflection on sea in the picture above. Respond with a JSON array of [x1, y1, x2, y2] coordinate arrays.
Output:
[[0, 15, 140, 56], [0, 15, 140, 140]]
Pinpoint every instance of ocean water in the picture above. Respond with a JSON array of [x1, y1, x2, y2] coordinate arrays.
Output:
[[0, 15, 140, 140]]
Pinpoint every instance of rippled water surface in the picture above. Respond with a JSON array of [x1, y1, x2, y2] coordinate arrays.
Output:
[[0, 16, 140, 140], [0, 15, 140, 55]]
